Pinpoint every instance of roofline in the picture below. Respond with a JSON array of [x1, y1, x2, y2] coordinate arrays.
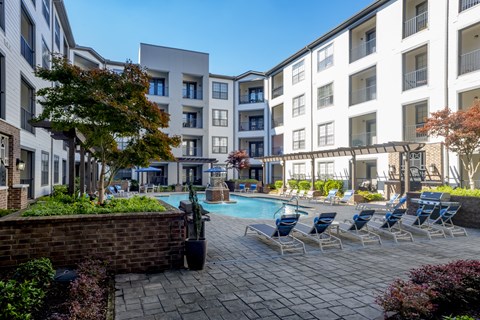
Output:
[[73, 45, 106, 63], [235, 70, 266, 80], [105, 59, 126, 66], [140, 43, 209, 56], [209, 73, 235, 80], [53, 0, 75, 47], [265, 0, 391, 76]]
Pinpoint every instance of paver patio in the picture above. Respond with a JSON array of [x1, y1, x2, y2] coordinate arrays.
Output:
[[115, 195, 480, 320]]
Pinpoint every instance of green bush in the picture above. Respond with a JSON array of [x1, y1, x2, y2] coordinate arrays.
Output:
[[274, 180, 283, 189], [444, 316, 476, 320], [356, 191, 384, 202], [314, 181, 325, 195], [298, 180, 311, 190], [267, 183, 276, 190], [0, 209, 15, 217], [0, 280, 45, 320], [287, 180, 298, 189], [22, 195, 166, 217], [14, 258, 55, 291], [52, 185, 68, 197], [324, 180, 344, 195], [423, 185, 480, 198]]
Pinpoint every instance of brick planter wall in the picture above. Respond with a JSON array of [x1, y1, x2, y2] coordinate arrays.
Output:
[[406, 192, 480, 229], [0, 210, 186, 273]]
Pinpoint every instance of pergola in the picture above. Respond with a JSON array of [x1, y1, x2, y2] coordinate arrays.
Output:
[[256, 141, 425, 193]]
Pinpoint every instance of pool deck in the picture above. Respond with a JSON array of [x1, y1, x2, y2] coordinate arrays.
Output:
[[115, 192, 480, 320]]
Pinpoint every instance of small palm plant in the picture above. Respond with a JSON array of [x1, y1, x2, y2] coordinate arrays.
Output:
[[188, 184, 202, 240]]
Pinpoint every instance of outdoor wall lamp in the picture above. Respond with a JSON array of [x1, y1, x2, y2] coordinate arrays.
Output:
[[389, 165, 396, 174], [429, 163, 437, 173], [16, 159, 25, 171]]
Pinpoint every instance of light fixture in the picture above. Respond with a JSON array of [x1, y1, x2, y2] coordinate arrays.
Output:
[[16, 159, 25, 171], [429, 163, 437, 173], [389, 165, 396, 174]]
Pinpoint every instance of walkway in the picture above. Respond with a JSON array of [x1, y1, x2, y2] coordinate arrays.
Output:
[[115, 196, 480, 320]]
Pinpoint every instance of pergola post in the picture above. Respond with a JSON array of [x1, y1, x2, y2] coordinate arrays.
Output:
[[350, 154, 356, 190], [310, 158, 316, 191], [404, 151, 411, 193], [176, 161, 181, 185], [86, 153, 92, 194], [261, 161, 266, 188], [92, 159, 97, 192], [79, 146, 85, 196], [281, 159, 286, 191]]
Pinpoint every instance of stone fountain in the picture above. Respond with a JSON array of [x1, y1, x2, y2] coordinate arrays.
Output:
[[204, 176, 236, 204]]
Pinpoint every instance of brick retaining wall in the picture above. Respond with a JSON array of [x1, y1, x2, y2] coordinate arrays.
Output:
[[0, 210, 186, 273], [406, 192, 480, 229]]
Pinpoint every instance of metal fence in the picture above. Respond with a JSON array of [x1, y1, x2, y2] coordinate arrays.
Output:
[[404, 11, 428, 38], [350, 38, 376, 62], [460, 48, 480, 75], [404, 67, 428, 90], [350, 84, 376, 105]]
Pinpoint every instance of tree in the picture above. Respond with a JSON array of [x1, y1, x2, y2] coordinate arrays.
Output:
[[417, 100, 480, 190], [225, 149, 250, 177], [35, 56, 181, 202]]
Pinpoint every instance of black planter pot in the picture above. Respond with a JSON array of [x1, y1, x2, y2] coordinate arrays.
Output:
[[225, 180, 235, 192], [185, 239, 207, 270]]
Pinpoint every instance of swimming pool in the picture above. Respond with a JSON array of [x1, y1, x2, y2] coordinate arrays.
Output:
[[158, 194, 307, 219]]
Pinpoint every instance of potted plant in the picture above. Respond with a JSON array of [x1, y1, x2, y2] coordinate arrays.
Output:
[[185, 184, 207, 270]]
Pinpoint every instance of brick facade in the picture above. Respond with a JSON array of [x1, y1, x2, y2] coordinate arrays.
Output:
[[0, 210, 186, 273]]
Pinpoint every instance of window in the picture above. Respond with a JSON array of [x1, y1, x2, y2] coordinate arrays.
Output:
[[183, 82, 201, 99], [212, 137, 227, 154], [21, 78, 35, 133], [292, 129, 305, 150], [42, 0, 50, 26], [212, 109, 227, 126], [318, 83, 334, 108], [149, 78, 166, 96], [41, 152, 49, 185], [182, 140, 197, 156], [460, 0, 480, 12], [114, 168, 132, 180], [212, 82, 228, 100], [42, 38, 50, 69], [292, 95, 305, 117], [54, 16, 60, 49], [183, 112, 199, 128], [21, 6, 35, 67], [318, 162, 334, 180], [292, 60, 305, 84], [53, 155, 59, 183], [318, 122, 334, 146], [318, 44, 334, 71], [249, 141, 264, 157], [292, 163, 306, 180], [0, 53, 5, 120], [0, 0, 5, 31]]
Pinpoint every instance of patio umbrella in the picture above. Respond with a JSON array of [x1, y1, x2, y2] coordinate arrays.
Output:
[[136, 167, 162, 172], [203, 167, 226, 173]]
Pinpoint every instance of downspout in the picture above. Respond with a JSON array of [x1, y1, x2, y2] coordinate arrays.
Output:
[[50, 0, 55, 195], [232, 79, 236, 180], [309, 47, 315, 180], [444, 0, 450, 185], [266, 76, 270, 184]]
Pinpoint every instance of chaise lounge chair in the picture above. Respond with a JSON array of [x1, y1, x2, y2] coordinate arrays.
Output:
[[238, 184, 246, 192], [369, 208, 414, 243], [338, 190, 355, 205], [431, 204, 467, 237], [249, 184, 257, 193], [337, 210, 382, 246], [293, 212, 343, 251], [400, 204, 446, 240], [359, 194, 404, 211], [322, 189, 339, 205], [244, 214, 306, 254], [279, 188, 292, 197]]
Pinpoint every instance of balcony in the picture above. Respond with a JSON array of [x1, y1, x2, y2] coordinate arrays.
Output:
[[182, 118, 202, 128], [350, 17, 376, 63], [239, 138, 264, 158], [350, 113, 376, 147], [459, 23, 480, 75], [351, 132, 377, 147], [404, 11, 428, 38], [21, 36, 34, 67], [271, 104, 284, 128], [272, 86, 283, 99], [182, 88, 202, 100], [404, 68, 428, 90], [404, 124, 428, 142], [239, 121, 264, 132], [239, 80, 264, 105], [240, 93, 264, 104], [148, 74, 169, 97], [350, 67, 376, 106], [350, 38, 376, 62], [183, 108, 202, 128], [459, 87, 480, 110], [351, 85, 376, 105], [460, 0, 480, 12], [271, 71, 284, 98], [182, 146, 202, 157]]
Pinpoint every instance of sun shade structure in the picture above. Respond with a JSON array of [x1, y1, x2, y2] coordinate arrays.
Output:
[[255, 141, 425, 193], [204, 167, 227, 173], [135, 167, 162, 172]]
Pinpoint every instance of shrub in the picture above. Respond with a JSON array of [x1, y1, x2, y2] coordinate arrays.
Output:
[[288, 180, 298, 189], [0, 209, 15, 217], [14, 258, 55, 291], [324, 179, 343, 194], [314, 181, 325, 195], [267, 183, 276, 190], [376, 260, 480, 319], [52, 185, 68, 197], [0, 279, 45, 320], [274, 180, 283, 189], [356, 191, 383, 202], [423, 185, 480, 198], [297, 180, 311, 190]]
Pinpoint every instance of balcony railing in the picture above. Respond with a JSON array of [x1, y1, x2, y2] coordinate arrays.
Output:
[[182, 146, 201, 157], [21, 36, 34, 67], [246, 148, 264, 158], [239, 121, 264, 131], [21, 108, 34, 133], [351, 131, 377, 147], [350, 84, 376, 105], [460, 0, 480, 12], [404, 124, 428, 142], [404, 11, 428, 38], [272, 117, 284, 128], [404, 67, 428, 90], [350, 38, 376, 62], [182, 118, 202, 128], [182, 89, 202, 100], [272, 146, 283, 155], [239, 94, 264, 104], [272, 86, 283, 98], [460, 48, 480, 75], [149, 86, 169, 97]]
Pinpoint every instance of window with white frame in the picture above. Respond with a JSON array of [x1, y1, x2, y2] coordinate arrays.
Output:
[[318, 44, 334, 71], [292, 129, 305, 150], [42, 38, 50, 69], [317, 83, 334, 108], [54, 155, 59, 183], [212, 109, 227, 126], [41, 151, 49, 185], [318, 162, 334, 180], [318, 122, 334, 146], [42, 0, 50, 27], [54, 16, 60, 49], [292, 60, 305, 84], [292, 94, 305, 117], [212, 136, 228, 154], [292, 163, 306, 180], [212, 82, 228, 100]]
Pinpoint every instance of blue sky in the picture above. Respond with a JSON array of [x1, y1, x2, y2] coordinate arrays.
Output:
[[63, 0, 375, 76]]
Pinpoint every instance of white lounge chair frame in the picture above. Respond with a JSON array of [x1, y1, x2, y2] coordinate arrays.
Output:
[[244, 223, 306, 255]]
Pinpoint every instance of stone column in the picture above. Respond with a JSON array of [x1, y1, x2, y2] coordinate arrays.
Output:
[[68, 137, 76, 195]]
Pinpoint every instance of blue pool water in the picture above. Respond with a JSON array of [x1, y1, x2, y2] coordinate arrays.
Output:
[[158, 194, 306, 219]]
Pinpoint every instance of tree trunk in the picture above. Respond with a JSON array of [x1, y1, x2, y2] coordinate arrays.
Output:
[[98, 162, 106, 203]]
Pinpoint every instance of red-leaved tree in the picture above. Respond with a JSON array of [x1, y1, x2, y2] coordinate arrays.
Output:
[[226, 150, 250, 177], [417, 100, 480, 190]]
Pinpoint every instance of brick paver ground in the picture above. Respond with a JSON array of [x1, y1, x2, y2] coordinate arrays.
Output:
[[115, 194, 480, 320]]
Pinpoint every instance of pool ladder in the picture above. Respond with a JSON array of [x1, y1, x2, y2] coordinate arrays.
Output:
[[273, 196, 300, 219]]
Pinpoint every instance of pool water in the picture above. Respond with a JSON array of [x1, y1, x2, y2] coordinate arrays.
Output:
[[158, 194, 306, 219]]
